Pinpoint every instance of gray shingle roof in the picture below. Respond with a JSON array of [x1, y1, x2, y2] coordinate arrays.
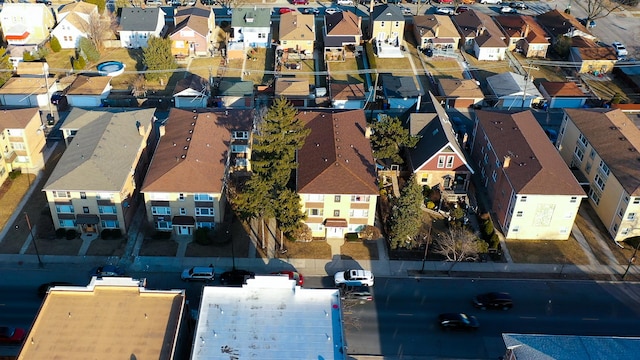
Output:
[[120, 7, 162, 32], [371, 4, 404, 22]]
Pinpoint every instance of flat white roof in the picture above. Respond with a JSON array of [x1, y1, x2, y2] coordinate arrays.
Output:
[[192, 276, 346, 360]]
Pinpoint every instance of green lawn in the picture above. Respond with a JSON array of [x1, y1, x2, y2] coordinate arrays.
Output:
[[328, 59, 364, 83]]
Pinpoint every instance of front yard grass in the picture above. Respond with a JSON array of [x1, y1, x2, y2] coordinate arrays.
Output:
[[341, 240, 379, 260], [506, 238, 591, 264], [283, 240, 332, 259], [328, 58, 364, 83]]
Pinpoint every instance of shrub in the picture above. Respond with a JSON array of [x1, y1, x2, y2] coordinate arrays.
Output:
[[73, 56, 86, 70], [194, 227, 213, 245], [359, 225, 382, 240], [152, 231, 172, 240], [55, 228, 66, 239], [345, 232, 360, 241], [65, 229, 77, 240], [101, 229, 112, 239], [79, 37, 100, 62], [8, 170, 21, 180], [425, 201, 436, 209], [290, 223, 313, 242], [23, 51, 35, 62], [50, 36, 62, 52]]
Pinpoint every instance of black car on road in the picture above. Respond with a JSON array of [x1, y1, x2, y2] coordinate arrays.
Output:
[[220, 269, 255, 286], [473, 292, 513, 310], [438, 313, 479, 330]]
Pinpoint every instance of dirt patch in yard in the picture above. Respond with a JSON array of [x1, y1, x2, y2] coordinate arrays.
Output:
[[85, 238, 127, 257], [281, 240, 332, 260], [24, 237, 83, 256], [340, 240, 379, 260], [139, 238, 178, 257], [506, 237, 591, 264]]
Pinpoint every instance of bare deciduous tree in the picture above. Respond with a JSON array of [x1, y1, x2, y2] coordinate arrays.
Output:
[[218, 0, 247, 10], [84, 11, 118, 50], [580, 0, 623, 21], [432, 227, 487, 274]]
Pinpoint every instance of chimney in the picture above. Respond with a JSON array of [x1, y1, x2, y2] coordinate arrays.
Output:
[[159, 125, 166, 137], [524, 23, 530, 38], [503, 155, 511, 168], [434, 23, 440, 37], [365, 126, 372, 139], [369, 0, 374, 15]]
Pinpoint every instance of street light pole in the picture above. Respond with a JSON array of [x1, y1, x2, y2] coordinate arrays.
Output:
[[420, 221, 434, 273], [24, 212, 43, 268], [622, 239, 640, 280]]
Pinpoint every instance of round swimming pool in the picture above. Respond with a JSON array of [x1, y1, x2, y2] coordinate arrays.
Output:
[[97, 61, 125, 76]]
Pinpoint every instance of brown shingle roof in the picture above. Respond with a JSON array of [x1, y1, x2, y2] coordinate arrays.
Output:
[[438, 78, 484, 98], [325, 11, 361, 37], [59, 1, 97, 15], [476, 110, 584, 195], [296, 110, 377, 195], [576, 46, 618, 60], [279, 12, 315, 41], [66, 75, 112, 95], [330, 83, 365, 100], [536, 9, 591, 38], [0, 77, 50, 95], [0, 108, 39, 131], [141, 109, 253, 193], [173, 6, 211, 37], [494, 15, 548, 44], [413, 15, 459, 39], [173, 73, 208, 96], [564, 108, 640, 195], [539, 81, 585, 97], [275, 78, 309, 96]]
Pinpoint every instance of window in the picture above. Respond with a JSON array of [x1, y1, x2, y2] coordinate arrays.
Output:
[[446, 156, 454, 168], [195, 208, 214, 216], [628, 213, 637, 221], [10, 142, 25, 150], [578, 133, 588, 147], [483, 153, 489, 165], [258, 33, 265, 39], [624, 196, 629, 204], [150, 193, 170, 201], [570, 196, 577, 203], [83, 207, 89, 214], [516, 211, 523, 217], [96, 193, 114, 200], [351, 195, 370, 203], [231, 144, 248, 153], [98, 206, 117, 214], [589, 187, 601, 205], [598, 161, 610, 177], [334, 195, 341, 202], [55, 205, 74, 213], [306, 194, 324, 202], [309, 208, 323, 216], [198, 222, 214, 229], [178, 193, 185, 201], [7, 129, 24, 136], [349, 209, 368, 218], [381, 21, 385, 27], [334, 210, 340, 217], [194, 193, 213, 201], [574, 146, 584, 161], [52, 191, 71, 198], [492, 170, 497, 182], [585, 162, 592, 174], [594, 173, 606, 191], [101, 220, 119, 229], [59, 219, 75, 228], [634, 198, 640, 205], [559, 227, 569, 234], [512, 226, 519, 232], [151, 207, 171, 215], [589, 149, 596, 160], [80, 192, 86, 199], [437, 156, 445, 168], [156, 221, 172, 230], [180, 208, 187, 215], [621, 228, 630, 236], [232, 131, 249, 139], [520, 196, 527, 202]]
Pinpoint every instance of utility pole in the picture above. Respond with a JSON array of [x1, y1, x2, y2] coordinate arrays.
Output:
[[521, 64, 539, 109], [622, 239, 640, 280], [18, 212, 43, 268]]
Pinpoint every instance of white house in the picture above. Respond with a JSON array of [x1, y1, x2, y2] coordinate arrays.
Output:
[[330, 83, 367, 109], [486, 72, 542, 108], [50, 1, 99, 49], [228, 7, 271, 57], [119, 7, 165, 48], [172, 74, 209, 108], [0, 3, 55, 45]]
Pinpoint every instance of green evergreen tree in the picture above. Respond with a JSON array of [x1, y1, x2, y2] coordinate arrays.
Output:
[[143, 36, 177, 83], [390, 175, 423, 249], [0, 48, 13, 88], [370, 115, 419, 164], [79, 37, 100, 62], [50, 36, 62, 53], [274, 188, 307, 237], [73, 56, 86, 71]]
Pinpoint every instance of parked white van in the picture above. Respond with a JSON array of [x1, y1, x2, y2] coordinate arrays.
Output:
[[181, 266, 215, 282], [479, 0, 502, 3], [337, 0, 354, 5]]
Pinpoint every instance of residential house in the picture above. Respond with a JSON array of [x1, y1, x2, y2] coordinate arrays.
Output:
[[569, 36, 618, 74], [330, 82, 367, 109], [538, 81, 589, 109], [119, 7, 166, 48], [296, 110, 378, 238], [437, 78, 484, 108], [215, 80, 254, 108], [5, 44, 39, 69], [43, 108, 156, 236], [192, 276, 346, 360], [470, 110, 585, 240], [65, 75, 113, 108], [486, 72, 542, 108], [407, 93, 474, 201], [50, 1, 99, 49], [173, 73, 209, 108], [275, 78, 310, 107], [557, 108, 640, 242], [502, 334, 640, 360], [0, 77, 57, 108], [278, 12, 315, 59], [413, 14, 460, 54], [614, 64, 640, 96], [380, 74, 422, 110], [17, 277, 188, 359], [493, 15, 549, 58], [536, 9, 595, 43], [452, 9, 507, 61], [324, 11, 363, 62], [170, 6, 215, 58], [228, 7, 272, 59], [0, 108, 47, 185], [0, 3, 55, 45], [370, 4, 405, 58], [141, 109, 253, 234]]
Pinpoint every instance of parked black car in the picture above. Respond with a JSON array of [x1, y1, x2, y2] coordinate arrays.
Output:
[[220, 269, 255, 286], [509, 2, 528, 9], [36, 0, 53, 5], [473, 292, 513, 310], [438, 313, 479, 330], [340, 285, 373, 304]]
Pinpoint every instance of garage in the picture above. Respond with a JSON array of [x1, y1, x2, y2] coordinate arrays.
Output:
[[67, 95, 103, 107], [0, 94, 36, 106]]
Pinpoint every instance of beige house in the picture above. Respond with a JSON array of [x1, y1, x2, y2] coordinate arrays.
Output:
[[493, 15, 549, 58], [557, 108, 640, 242], [370, 4, 405, 58], [296, 110, 378, 238], [18, 277, 187, 359], [141, 109, 253, 234], [275, 78, 310, 107], [170, 6, 216, 58], [324, 11, 362, 62], [0, 108, 47, 186], [437, 78, 484, 108], [413, 15, 460, 53], [470, 110, 586, 240], [569, 36, 618, 74], [43, 108, 156, 236], [278, 12, 315, 58]]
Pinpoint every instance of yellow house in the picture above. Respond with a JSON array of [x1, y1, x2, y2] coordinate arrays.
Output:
[[0, 108, 47, 186], [370, 4, 405, 58], [558, 109, 640, 242], [296, 110, 378, 239], [43, 108, 156, 236], [279, 12, 315, 57], [569, 37, 618, 74], [141, 109, 254, 235]]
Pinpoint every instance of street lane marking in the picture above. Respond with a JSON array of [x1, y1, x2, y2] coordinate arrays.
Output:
[[583, 318, 599, 321], [520, 316, 536, 319], [397, 313, 413, 316]]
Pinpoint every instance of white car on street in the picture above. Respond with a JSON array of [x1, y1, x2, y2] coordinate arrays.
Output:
[[612, 42, 628, 58], [435, 7, 456, 15], [335, 269, 375, 287], [325, 7, 341, 15]]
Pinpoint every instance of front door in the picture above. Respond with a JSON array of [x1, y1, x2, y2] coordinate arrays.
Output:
[[327, 227, 344, 238], [178, 226, 192, 235]]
